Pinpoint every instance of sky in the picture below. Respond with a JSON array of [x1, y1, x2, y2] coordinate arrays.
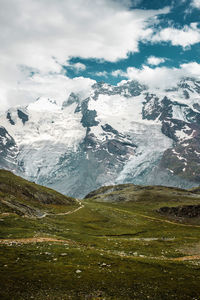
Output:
[[0, 0, 200, 110]]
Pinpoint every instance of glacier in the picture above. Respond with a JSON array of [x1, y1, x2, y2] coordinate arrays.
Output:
[[0, 78, 200, 197]]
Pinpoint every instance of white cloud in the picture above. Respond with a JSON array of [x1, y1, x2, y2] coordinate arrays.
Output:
[[147, 56, 166, 66], [191, 0, 200, 9], [0, 0, 170, 109], [0, 1, 169, 66], [152, 23, 200, 48], [112, 70, 126, 77], [0, 74, 95, 111], [69, 63, 86, 73], [95, 71, 108, 77], [113, 62, 200, 89]]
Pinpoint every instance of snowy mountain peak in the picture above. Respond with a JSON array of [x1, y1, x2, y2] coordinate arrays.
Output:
[[28, 97, 60, 112], [62, 92, 80, 109], [0, 77, 200, 197], [6, 107, 29, 126]]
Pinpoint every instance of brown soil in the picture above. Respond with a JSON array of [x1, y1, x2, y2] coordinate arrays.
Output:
[[0, 237, 69, 245], [171, 255, 200, 261]]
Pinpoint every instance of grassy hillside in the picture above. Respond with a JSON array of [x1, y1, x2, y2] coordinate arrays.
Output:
[[0, 177, 200, 299], [0, 169, 78, 217]]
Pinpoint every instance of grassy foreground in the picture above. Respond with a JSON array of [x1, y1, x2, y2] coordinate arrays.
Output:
[[0, 174, 200, 299]]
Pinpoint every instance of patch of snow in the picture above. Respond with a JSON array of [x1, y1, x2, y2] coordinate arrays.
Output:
[[172, 149, 179, 155], [116, 122, 172, 183], [28, 97, 60, 112], [167, 169, 174, 174], [1, 136, 7, 145], [176, 154, 187, 161], [175, 127, 194, 142], [0, 100, 86, 183], [88, 93, 155, 137], [172, 105, 187, 122]]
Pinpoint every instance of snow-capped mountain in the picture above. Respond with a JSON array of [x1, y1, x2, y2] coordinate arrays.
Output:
[[0, 78, 200, 197]]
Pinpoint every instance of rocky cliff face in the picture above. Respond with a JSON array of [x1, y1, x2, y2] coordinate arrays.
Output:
[[0, 78, 200, 197], [0, 126, 18, 171]]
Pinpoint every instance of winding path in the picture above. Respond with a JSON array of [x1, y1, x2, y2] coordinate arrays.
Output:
[[40, 201, 84, 218], [1, 202, 200, 261], [55, 203, 84, 216], [104, 205, 200, 228]]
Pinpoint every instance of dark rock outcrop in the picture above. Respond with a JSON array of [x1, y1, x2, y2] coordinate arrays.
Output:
[[158, 205, 200, 218], [0, 126, 18, 171], [17, 109, 29, 124]]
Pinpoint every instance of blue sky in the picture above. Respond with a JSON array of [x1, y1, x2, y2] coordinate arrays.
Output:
[[65, 42, 200, 85], [0, 0, 200, 109], [64, 0, 200, 84]]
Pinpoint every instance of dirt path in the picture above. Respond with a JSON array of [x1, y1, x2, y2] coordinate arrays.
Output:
[[1, 202, 199, 261], [106, 206, 200, 228], [0, 213, 17, 217], [0, 237, 69, 245], [171, 255, 200, 261], [86, 245, 200, 262], [0, 201, 84, 219], [1, 236, 200, 261], [135, 212, 200, 228], [97, 247, 200, 262], [41, 202, 84, 218], [54, 204, 84, 216]]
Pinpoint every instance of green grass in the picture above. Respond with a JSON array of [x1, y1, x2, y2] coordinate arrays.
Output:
[[1, 241, 200, 299], [0, 170, 78, 217], [1, 177, 200, 299]]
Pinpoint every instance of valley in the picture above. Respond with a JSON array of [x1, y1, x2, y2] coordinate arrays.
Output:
[[1, 1, 200, 299], [0, 171, 200, 299]]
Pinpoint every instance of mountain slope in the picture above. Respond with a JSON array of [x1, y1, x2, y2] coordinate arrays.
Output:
[[0, 126, 18, 172], [0, 170, 77, 217], [1, 182, 200, 299], [0, 78, 200, 197]]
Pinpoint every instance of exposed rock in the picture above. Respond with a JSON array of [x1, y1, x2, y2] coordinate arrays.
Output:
[[62, 92, 80, 108], [101, 124, 119, 135], [6, 112, 15, 125], [91, 80, 147, 100], [17, 109, 29, 124], [0, 78, 200, 197], [80, 98, 99, 128], [160, 121, 200, 183], [158, 205, 200, 218], [1, 199, 45, 218], [142, 95, 173, 121], [0, 126, 18, 171]]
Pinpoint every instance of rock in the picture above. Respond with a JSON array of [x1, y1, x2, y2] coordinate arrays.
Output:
[[157, 205, 200, 218]]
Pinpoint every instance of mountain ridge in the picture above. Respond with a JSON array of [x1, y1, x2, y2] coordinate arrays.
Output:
[[0, 77, 200, 197]]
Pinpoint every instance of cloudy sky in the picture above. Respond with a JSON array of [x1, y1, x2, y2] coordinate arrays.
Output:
[[0, 0, 200, 110]]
